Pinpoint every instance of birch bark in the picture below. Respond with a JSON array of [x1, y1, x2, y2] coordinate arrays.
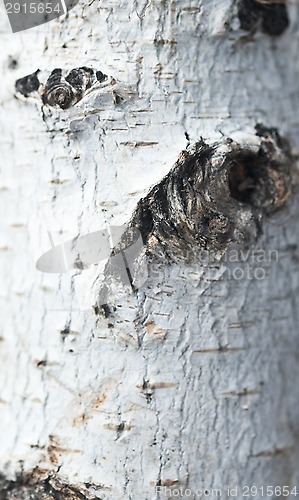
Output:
[[0, 1, 299, 498]]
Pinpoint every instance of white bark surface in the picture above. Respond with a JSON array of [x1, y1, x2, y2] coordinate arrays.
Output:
[[1, 0, 299, 498]]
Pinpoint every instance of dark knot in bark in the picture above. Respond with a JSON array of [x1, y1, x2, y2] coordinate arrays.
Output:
[[42, 67, 102, 109], [237, 0, 289, 36], [42, 69, 74, 109], [94, 126, 297, 308], [15, 67, 108, 109], [15, 69, 40, 97], [126, 125, 296, 260]]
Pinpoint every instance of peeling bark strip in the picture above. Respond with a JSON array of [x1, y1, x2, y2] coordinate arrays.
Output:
[[237, 0, 289, 35], [15, 68, 109, 109], [126, 125, 295, 260]]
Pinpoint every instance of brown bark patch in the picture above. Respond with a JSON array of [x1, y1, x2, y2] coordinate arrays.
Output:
[[0, 467, 105, 499]]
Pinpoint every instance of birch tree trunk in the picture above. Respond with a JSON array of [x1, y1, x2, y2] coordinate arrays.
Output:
[[1, 0, 299, 499]]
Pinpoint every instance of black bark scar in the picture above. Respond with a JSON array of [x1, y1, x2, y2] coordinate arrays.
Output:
[[237, 0, 289, 36], [123, 125, 295, 260], [91, 125, 297, 312], [15, 70, 40, 97], [15, 67, 108, 109], [94, 125, 296, 313]]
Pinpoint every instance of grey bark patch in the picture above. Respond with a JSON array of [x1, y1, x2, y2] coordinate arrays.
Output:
[[0, 469, 102, 499], [8, 57, 18, 70], [237, 0, 289, 36], [95, 303, 115, 318]]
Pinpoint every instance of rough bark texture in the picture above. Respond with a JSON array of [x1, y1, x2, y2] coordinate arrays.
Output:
[[1, 0, 299, 499]]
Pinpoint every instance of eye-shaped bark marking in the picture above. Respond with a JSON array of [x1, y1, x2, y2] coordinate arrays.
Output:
[[94, 126, 297, 310], [15, 67, 109, 109], [42, 68, 75, 110], [42, 67, 108, 109], [125, 125, 295, 260]]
